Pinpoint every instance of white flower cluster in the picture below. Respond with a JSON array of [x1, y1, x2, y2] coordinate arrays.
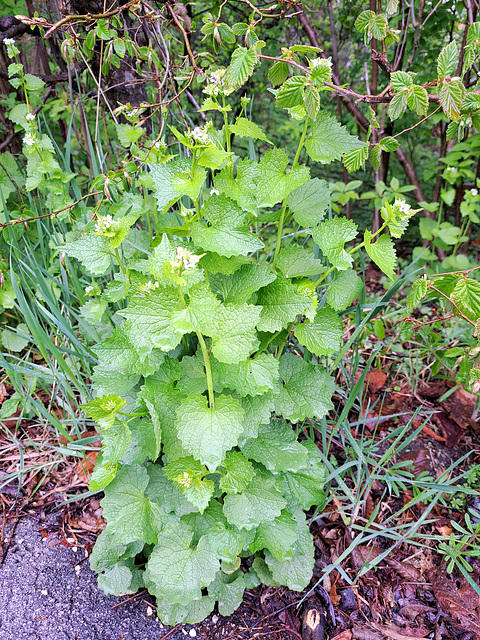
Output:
[[170, 247, 202, 271], [311, 57, 332, 69], [154, 139, 167, 149], [187, 126, 210, 145], [3, 38, 19, 58], [210, 188, 220, 196], [469, 188, 479, 197], [392, 198, 416, 220], [25, 113, 35, 121], [22, 133, 35, 148], [85, 285, 94, 294], [139, 280, 160, 294], [94, 214, 114, 233], [102, 399, 118, 412], [445, 166, 458, 175], [125, 110, 136, 118], [203, 68, 233, 97]]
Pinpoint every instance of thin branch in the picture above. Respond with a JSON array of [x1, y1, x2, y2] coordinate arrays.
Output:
[[0, 192, 102, 229]]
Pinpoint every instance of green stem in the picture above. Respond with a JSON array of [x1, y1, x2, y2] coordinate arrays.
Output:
[[191, 150, 197, 180], [113, 247, 127, 275], [276, 323, 293, 360], [196, 331, 215, 408], [272, 118, 310, 268]]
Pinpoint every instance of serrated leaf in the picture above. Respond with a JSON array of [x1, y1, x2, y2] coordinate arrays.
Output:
[[146, 465, 197, 517], [155, 596, 216, 626], [264, 510, 314, 591], [276, 353, 334, 423], [439, 80, 465, 121], [282, 439, 326, 509], [200, 252, 249, 275], [219, 451, 255, 494], [305, 111, 366, 163], [175, 393, 244, 471], [225, 47, 258, 87], [451, 277, 480, 321], [256, 276, 316, 332], [312, 216, 358, 270], [149, 157, 206, 213], [256, 148, 310, 208], [144, 522, 219, 604], [242, 419, 309, 472], [211, 303, 261, 363], [229, 117, 271, 143], [208, 572, 246, 617], [438, 41, 459, 80], [119, 283, 184, 353], [250, 510, 298, 561], [94, 326, 163, 376], [269, 60, 290, 86], [406, 278, 428, 311], [287, 177, 331, 227], [276, 245, 326, 278], [407, 84, 428, 116], [294, 306, 343, 356], [276, 75, 307, 109], [164, 456, 214, 513], [215, 352, 279, 396], [326, 269, 364, 310], [388, 92, 408, 120], [223, 471, 286, 530], [191, 194, 264, 257], [304, 85, 320, 119], [391, 71, 413, 92], [370, 144, 381, 169], [82, 394, 126, 430], [364, 230, 397, 279], [171, 282, 222, 336], [343, 145, 369, 172], [64, 234, 110, 275], [214, 158, 257, 213], [210, 262, 276, 304], [379, 136, 400, 152], [101, 464, 158, 545], [240, 392, 275, 440]]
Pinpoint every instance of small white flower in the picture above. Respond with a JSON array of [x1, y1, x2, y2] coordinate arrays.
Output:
[[470, 188, 478, 196], [311, 57, 332, 69], [188, 126, 210, 145], [125, 110, 136, 118], [3, 38, 15, 46], [94, 214, 114, 233], [139, 280, 160, 294], [85, 285, 94, 294], [170, 247, 203, 271], [25, 113, 35, 121], [210, 188, 220, 196], [22, 133, 35, 147], [154, 139, 166, 149]]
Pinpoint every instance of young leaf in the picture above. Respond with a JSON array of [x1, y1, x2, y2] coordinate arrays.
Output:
[[149, 157, 206, 213], [94, 326, 163, 376], [175, 393, 244, 471], [451, 277, 480, 321], [256, 148, 310, 208], [64, 234, 111, 275], [437, 41, 459, 81], [294, 306, 343, 356], [208, 572, 246, 617], [276, 76, 307, 109], [229, 117, 272, 143], [276, 245, 326, 278], [164, 456, 214, 513], [215, 352, 279, 396], [82, 394, 126, 430], [406, 278, 428, 311], [388, 92, 408, 120], [407, 84, 428, 116], [214, 158, 258, 213], [268, 60, 290, 87], [225, 47, 258, 87], [219, 451, 255, 494], [439, 80, 465, 121], [211, 303, 262, 363], [343, 145, 369, 172], [276, 353, 335, 423], [363, 230, 397, 279], [250, 510, 298, 561], [223, 471, 286, 530], [390, 71, 413, 92], [256, 277, 316, 332], [144, 522, 219, 604], [211, 263, 277, 305], [312, 217, 358, 270], [305, 111, 366, 163], [379, 136, 400, 152], [282, 440, 326, 509]]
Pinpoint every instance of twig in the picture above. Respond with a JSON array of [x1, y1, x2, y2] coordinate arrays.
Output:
[[165, 2, 197, 70]]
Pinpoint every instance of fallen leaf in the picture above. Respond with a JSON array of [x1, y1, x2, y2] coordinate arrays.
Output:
[[372, 622, 430, 640], [385, 558, 420, 581], [432, 411, 463, 447], [428, 569, 480, 639], [351, 545, 381, 569], [397, 449, 428, 476], [331, 632, 353, 640], [398, 603, 436, 621], [366, 369, 388, 394], [352, 625, 383, 640], [443, 386, 476, 428]]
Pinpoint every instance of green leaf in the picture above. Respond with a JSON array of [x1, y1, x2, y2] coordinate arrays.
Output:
[[268, 61, 290, 87], [223, 471, 286, 530], [276, 76, 307, 109], [305, 111, 366, 163], [215, 352, 279, 396], [439, 80, 465, 122], [282, 439, 326, 509], [149, 157, 206, 213], [214, 158, 257, 213], [101, 465, 158, 545], [264, 510, 314, 591], [208, 572, 246, 617], [364, 230, 397, 279], [256, 148, 310, 208], [406, 278, 428, 311], [250, 511, 298, 561], [64, 234, 110, 275], [94, 326, 162, 376], [303, 85, 320, 119], [191, 194, 264, 257], [115, 124, 144, 147], [211, 263, 276, 304], [407, 85, 428, 116], [326, 270, 364, 310], [312, 216, 358, 270], [388, 92, 408, 120], [225, 47, 258, 87], [451, 277, 480, 321], [100, 420, 131, 465], [155, 596, 216, 626], [437, 41, 459, 80], [355, 10, 388, 42], [256, 276, 316, 332], [119, 283, 184, 353], [219, 451, 255, 494], [390, 71, 413, 92], [146, 465, 197, 517], [242, 419, 309, 472], [171, 282, 222, 336], [379, 136, 400, 152], [240, 392, 275, 439], [164, 456, 214, 513], [1, 323, 30, 352], [82, 394, 126, 430], [211, 303, 261, 364], [197, 146, 233, 170], [144, 522, 219, 604], [343, 145, 369, 172], [287, 178, 331, 227], [229, 117, 271, 143], [24, 73, 45, 91], [276, 353, 334, 423], [200, 252, 249, 275], [175, 393, 244, 471], [276, 245, 326, 279], [294, 306, 343, 356]]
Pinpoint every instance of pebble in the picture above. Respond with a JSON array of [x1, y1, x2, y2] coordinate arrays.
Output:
[[211, 615, 219, 624], [146, 606, 154, 617], [41, 590, 48, 596], [189, 630, 196, 638]]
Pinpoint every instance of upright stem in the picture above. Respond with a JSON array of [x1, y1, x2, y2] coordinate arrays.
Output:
[[272, 118, 309, 268], [196, 331, 215, 408]]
